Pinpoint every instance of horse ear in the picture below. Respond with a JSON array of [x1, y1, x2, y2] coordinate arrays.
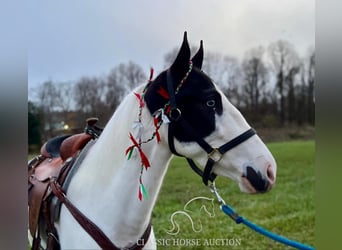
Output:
[[191, 40, 203, 69], [170, 31, 191, 80]]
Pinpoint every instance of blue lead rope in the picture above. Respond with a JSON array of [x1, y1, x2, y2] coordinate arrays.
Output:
[[221, 204, 315, 250], [209, 183, 314, 250]]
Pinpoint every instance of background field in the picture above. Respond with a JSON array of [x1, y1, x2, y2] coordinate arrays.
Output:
[[152, 140, 315, 250], [28, 140, 314, 249]]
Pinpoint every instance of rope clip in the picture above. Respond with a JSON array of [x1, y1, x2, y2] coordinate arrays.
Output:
[[209, 182, 226, 206]]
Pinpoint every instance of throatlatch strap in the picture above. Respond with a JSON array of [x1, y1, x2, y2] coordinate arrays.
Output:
[[186, 158, 217, 184]]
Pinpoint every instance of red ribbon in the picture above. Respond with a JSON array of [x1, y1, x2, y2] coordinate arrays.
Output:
[[127, 133, 150, 169], [153, 117, 161, 143], [138, 186, 143, 201], [157, 86, 170, 100], [134, 92, 144, 108]]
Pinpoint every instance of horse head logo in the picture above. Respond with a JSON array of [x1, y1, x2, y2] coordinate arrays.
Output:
[[165, 196, 215, 235]]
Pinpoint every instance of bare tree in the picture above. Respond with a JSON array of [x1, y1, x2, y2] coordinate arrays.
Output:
[[54, 82, 74, 112], [285, 66, 300, 123], [241, 46, 268, 111], [35, 80, 60, 140], [307, 49, 315, 124], [267, 40, 300, 125], [202, 52, 242, 105], [74, 76, 107, 127], [165, 48, 241, 93], [52, 81, 75, 127], [295, 65, 309, 125], [105, 61, 146, 114], [164, 47, 242, 107]]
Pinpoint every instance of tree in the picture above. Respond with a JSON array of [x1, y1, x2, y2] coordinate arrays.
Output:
[[164, 47, 242, 107], [105, 61, 146, 114], [241, 46, 268, 111], [54, 82, 74, 112], [74, 76, 107, 127], [307, 49, 315, 125], [295, 67, 308, 125], [285, 66, 300, 123], [202, 52, 242, 106], [35, 80, 60, 140], [268, 40, 300, 125]]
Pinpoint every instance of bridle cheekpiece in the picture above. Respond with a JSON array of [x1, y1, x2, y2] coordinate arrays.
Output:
[[128, 61, 256, 201], [164, 61, 256, 185]]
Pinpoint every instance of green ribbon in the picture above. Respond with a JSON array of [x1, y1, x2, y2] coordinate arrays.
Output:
[[141, 183, 149, 200]]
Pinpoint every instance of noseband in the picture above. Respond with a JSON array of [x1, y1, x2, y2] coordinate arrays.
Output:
[[165, 65, 256, 185]]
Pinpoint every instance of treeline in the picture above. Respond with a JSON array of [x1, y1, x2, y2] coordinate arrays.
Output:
[[28, 39, 315, 148]]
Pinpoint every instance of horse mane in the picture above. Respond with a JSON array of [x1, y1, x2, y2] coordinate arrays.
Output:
[[82, 84, 150, 175]]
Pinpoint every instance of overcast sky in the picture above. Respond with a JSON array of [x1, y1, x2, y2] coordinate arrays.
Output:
[[28, 0, 314, 94]]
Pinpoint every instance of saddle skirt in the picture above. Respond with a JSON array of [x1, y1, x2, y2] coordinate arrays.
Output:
[[28, 118, 102, 250]]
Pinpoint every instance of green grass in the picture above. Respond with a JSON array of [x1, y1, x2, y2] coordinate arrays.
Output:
[[153, 141, 315, 250], [29, 140, 314, 249]]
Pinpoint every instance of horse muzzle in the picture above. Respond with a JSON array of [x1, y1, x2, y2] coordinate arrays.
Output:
[[241, 163, 276, 193]]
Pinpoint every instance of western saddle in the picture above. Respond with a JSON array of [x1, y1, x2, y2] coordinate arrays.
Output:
[[28, 118, 102, 250]]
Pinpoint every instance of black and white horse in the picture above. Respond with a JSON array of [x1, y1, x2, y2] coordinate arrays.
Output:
[[56, 32, 276, 249]]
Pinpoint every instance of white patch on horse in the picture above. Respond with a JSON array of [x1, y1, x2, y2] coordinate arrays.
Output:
[[50, 33, 277, 249]]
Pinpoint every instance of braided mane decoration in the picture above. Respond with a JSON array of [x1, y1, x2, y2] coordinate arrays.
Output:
[[126, 61, 193, 200]]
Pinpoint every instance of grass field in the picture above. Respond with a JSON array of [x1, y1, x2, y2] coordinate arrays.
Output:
[[152, 140, 315, 250], [28, 140, 314, 249]]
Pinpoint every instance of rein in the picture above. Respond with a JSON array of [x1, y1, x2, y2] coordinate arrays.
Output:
[[209, 182, 315, 250], [165, 62, 256, 185], [50, 179, 151, 250]]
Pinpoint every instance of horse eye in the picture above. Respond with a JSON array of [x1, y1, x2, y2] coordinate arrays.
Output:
[[206, 100, 216, 108]]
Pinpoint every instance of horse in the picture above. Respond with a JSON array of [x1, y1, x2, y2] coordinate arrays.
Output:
[[30, 32, 276, 249]]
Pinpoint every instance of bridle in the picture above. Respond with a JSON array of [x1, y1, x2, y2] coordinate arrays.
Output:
[[165, 64, 256, 185]]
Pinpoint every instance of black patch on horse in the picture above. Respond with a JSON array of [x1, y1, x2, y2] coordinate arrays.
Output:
[[144, 33, 223, 142]]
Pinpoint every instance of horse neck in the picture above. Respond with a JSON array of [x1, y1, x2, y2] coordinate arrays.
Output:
[[67, 86, 173, 247]]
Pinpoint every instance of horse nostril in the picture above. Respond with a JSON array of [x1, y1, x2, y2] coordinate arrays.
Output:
[[267, 165, 275, 184], [243, 166, 269, 193]]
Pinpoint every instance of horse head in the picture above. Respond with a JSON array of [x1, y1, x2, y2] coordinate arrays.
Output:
[[145, 32, 276, 194]]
